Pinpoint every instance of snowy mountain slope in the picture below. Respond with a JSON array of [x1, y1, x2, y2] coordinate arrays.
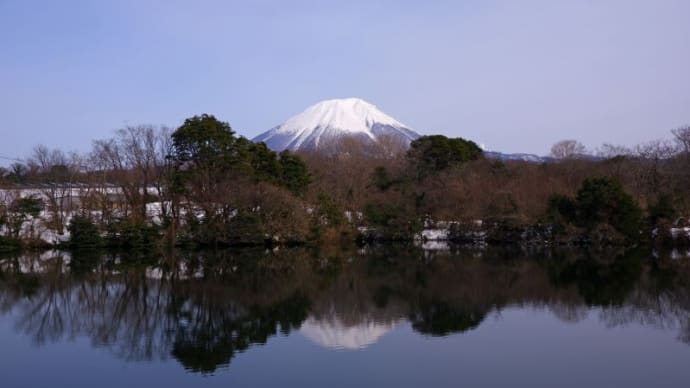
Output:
[[252, 98, 420, 152], [483, 151, 554, 163], [483, 151, 602, 163]]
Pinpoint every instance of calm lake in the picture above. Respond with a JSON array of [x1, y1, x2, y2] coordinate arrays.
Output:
[[1, 246, 689, 387]]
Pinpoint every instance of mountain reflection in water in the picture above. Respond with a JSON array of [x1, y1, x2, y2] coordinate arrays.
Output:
[[1, 246, 689, 375]]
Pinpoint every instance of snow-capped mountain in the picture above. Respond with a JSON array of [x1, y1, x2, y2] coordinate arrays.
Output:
[[252, 98, 420, 152]]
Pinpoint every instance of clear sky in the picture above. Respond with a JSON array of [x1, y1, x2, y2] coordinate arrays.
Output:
[[1, 0, 689, 162]]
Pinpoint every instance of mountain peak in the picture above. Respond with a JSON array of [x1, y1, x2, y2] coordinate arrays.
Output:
[[253, 98, 419, 153]]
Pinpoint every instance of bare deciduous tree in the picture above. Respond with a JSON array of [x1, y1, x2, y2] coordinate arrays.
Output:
[[550, 139, 587, 159], [596, 143, 631, 159], [671, 125, 690, 198], [632, 139, 675, 202], [28, 145, 81, 233], [376, 134, 409, 158], [91, 125, 171, 221], [672, 125, 690, 154]]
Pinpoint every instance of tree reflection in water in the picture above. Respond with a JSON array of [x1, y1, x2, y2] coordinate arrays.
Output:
[[0, 246, 689, 374]]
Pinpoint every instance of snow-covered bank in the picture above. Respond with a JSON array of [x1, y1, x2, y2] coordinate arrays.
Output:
[[0, 187, 170, 247]]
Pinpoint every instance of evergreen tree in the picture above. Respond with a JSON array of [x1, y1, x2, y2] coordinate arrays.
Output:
[[278, 151, 311, 195], [576, 178, 641, 239], [407, 135, 482, 178]]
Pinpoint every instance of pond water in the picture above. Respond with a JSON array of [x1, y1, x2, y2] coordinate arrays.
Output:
[[1, 246, 689, 387]]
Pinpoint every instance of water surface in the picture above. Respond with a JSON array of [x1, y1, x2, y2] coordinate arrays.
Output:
[[1, 247, 689, 387]]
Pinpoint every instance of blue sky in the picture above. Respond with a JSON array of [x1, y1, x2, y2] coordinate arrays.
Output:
[[1, 0, 689, 162]]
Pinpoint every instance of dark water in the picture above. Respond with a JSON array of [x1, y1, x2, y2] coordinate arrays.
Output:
[[1, 246, 689, 387]]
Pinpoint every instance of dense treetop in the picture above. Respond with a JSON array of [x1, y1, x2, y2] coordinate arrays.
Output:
[[407, 135, 483, 176]]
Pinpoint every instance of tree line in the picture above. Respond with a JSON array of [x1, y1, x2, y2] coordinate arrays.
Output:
[[0, 115, 689, 250]]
